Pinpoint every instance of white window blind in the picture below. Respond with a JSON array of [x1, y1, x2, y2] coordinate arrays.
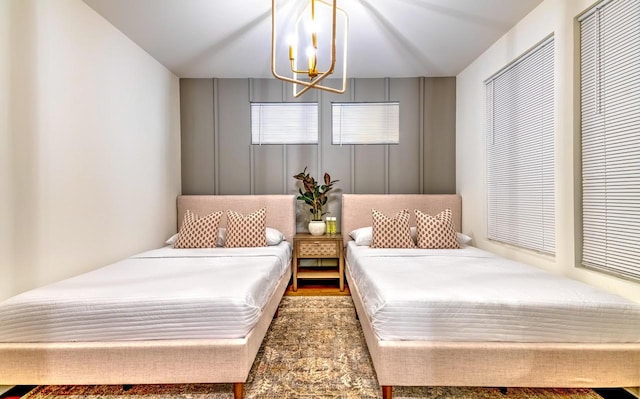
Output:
[[332, 102, 399, 144], [486, 37, 555, 254], [251, 102, 318, 145], [580, 0, 640, 281]]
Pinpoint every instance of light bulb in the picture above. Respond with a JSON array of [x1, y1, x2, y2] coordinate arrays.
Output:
[[306, 46, 315, 58], [287, 34, 297, 60]]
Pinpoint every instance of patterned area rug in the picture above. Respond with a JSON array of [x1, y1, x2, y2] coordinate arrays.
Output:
[[24, 297, 603, 399]]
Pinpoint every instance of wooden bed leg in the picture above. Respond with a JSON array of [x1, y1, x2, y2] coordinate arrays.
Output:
[[382, 385, 393, 399], [233, 382, 244, 399]]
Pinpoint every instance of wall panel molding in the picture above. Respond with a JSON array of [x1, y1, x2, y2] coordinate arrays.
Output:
[[213, 78, 220, 195], [180, 77, 456, 226]]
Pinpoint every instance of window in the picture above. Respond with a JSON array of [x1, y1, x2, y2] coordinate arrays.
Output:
[[251, 102, 318, 145], [485, 37, 555, 254], [332, 102, 399, 145], [580, 0, 640, 280]]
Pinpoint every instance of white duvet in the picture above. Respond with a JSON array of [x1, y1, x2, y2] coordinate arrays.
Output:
[[347, 242, 640, 343], [0, 243, 291, 342]]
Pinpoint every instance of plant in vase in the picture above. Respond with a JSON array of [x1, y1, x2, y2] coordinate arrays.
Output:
[[293, 167, 339, 236]]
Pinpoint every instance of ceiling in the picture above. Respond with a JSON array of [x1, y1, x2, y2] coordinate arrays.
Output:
[[83, 0, 543, 79]]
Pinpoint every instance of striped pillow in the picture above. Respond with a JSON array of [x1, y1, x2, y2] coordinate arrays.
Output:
[[174, 210, 223, 248], [415, 208, 460, 249], [371, 209, 415, 249], [224, 208, 268, 248]]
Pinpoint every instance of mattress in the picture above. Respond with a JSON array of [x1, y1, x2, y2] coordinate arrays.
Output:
[[0, 243, 291, 342], [346, 242, 640, 343]]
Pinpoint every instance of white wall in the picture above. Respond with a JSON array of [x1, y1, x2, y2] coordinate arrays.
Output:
[[1, 0, 181, 301], [0, 0, 12, 300], [456, 0, 640, 302]]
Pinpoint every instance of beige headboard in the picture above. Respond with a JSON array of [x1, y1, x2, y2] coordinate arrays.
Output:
[[177, 195, 297, 243], [341, 194, 462, 247]]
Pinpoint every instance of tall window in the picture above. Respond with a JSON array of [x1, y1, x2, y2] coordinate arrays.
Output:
[[486, 37, 555, 254], [580, 0, 640, 280], [251, 103, 318, 145], [332, 102, 400, 145]]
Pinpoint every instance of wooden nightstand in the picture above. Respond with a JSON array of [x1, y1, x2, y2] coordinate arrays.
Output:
[[292, 233, 344, 291]]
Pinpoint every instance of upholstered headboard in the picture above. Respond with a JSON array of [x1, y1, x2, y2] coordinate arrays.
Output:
[[341, 194, 462, 247], [177, 195, 297, 243]]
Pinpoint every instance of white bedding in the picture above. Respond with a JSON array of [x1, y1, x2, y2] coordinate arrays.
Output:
[[346, 242, 640, 343], [0, 243, 291, 342]]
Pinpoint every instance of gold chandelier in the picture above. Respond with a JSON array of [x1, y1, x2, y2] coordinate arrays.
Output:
[[271, 0, 348, 98]]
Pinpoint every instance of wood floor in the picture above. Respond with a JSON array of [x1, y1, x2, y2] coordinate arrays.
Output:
[[284, 280, 350, 296]]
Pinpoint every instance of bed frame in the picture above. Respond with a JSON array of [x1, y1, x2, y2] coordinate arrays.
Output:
[[341, 194, 640, 399], [0, 195, 296, 399]]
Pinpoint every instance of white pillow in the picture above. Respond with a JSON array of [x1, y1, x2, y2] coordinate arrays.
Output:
[[265, 227, 285, 245], [456, 232, 472, 245], [216, 228, 227, 247], [350, 226, 470, 246], [165, 233, 179, 246], [216, 227, 284, 246], [349, 226, 373, 246]]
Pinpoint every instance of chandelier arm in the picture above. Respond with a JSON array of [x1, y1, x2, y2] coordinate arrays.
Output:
[[270, 0, 279, 80], [272, 0, 347, 97]]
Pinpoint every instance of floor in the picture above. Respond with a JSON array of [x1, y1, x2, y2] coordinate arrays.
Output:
[[284, 279, 350, 296]]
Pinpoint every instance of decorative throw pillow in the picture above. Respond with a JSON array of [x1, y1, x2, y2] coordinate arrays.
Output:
[[371, 209, 415, 248], [174, 210, 223, 248], [224, 208, 267, 248], [415, 209, 460, 249]]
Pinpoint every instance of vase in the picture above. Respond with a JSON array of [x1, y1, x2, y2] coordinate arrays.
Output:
[[308, 220, 326, 236]]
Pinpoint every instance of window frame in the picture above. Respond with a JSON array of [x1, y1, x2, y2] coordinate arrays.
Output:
[[250, 102, 318, 145], [579, 0, 640, 281], [331, 101, 400, 145], [485, 36, 556, 255]]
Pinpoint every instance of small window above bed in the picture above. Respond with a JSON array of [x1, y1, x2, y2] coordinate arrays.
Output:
[[331, 102, 400, 145], [251, 102, 318, 145]]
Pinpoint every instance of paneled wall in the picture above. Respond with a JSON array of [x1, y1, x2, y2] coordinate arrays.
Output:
[[180, 77, 455, 231]]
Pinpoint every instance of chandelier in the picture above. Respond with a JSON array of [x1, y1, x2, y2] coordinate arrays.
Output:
[[271, 0, 348, 98]]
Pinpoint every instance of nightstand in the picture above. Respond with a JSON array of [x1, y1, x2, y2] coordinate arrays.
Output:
[[292, 233, 344, 291]]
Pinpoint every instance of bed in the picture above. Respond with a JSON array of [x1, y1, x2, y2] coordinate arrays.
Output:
[[341, 194, 640, 399], [0, 195, 296, 399]]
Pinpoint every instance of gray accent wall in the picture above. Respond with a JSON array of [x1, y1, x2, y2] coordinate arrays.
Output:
[[180, 77, 456, 231]]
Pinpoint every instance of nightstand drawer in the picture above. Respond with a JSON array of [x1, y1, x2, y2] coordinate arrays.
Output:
[[298, 241, 339, 257]]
